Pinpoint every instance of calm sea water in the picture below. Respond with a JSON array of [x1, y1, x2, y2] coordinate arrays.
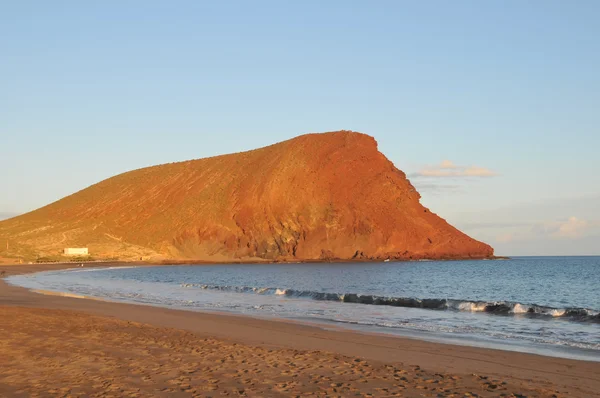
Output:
[[7, 256, 600, 361]]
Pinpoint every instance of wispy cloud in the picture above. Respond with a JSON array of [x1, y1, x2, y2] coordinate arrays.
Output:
[[459, 221, 532, 230], [412, 183, 462, 194], [453, 196, 600, 255], [554, 217, 589, 238], [488, 217, 600, 243], [535, 217, 592, 239], [410, 160, 497, 178], [496, 233, 514, 243], [439, 160, 458, 169]]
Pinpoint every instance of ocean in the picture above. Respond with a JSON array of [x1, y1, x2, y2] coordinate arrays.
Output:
[[7, 256, 599, 361]]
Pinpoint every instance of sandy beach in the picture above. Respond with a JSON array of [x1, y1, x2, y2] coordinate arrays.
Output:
[[1, 263, 599, 397]]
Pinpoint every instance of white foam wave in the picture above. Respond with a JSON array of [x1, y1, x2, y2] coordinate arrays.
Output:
[[511, 303, 530, 314], [549, 309, 566, 317], [177, 283, 599, 322], [457, 301, 487, 312]]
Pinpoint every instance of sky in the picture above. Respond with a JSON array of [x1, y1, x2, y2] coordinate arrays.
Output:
[[1, 1, 599, 256]]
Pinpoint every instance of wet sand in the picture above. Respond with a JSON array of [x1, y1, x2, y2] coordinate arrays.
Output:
[[1, 263, 599, 397]]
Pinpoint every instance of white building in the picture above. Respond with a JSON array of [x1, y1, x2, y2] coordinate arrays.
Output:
[[63, 247, 89, 256]]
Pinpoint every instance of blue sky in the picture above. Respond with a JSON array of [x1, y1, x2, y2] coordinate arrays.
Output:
[[1, 1, 599, 255]]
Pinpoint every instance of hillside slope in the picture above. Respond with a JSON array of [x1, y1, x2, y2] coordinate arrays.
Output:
[[0, 131, 493, 262]]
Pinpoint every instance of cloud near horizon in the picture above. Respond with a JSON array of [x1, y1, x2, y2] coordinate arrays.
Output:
[[491, 216, 598, 245], [452, 196, 600, 256], [411, 160, 497, 178], [540, 217, 592, 239]]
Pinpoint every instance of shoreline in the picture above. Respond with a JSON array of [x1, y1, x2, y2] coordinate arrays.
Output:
[[0, 253, 508, 267], [20, 287, 600, 364], [2, 263, 600, 397], [8, 264, 600, 364]]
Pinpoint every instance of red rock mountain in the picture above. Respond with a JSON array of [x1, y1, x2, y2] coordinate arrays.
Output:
[[0, 131, 493, 262]]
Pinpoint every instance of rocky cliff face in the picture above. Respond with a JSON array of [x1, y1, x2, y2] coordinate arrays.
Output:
[[0, 131, 493, 261]]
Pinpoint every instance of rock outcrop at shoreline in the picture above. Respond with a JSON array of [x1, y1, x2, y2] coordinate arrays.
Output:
[[0, 131, 493, 261]]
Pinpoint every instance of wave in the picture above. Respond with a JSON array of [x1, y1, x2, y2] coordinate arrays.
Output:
[[180, 283, 600, 323]]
